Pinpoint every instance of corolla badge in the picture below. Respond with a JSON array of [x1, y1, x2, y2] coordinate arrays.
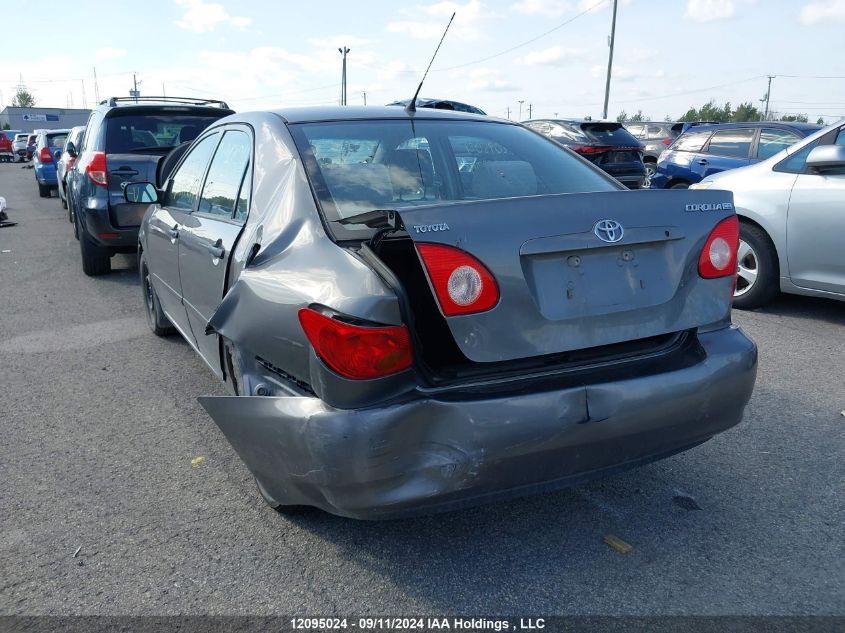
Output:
[[412, 223, 450, 233], [594, 219, 624, 243]]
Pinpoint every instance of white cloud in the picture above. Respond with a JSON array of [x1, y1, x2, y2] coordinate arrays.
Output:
[[387, 0, 490, 40], [512, 0, 572, 17], [308, 35, 372, 48], [590, 64, 638, 82], [96, 47, 127, 59], [799, 0, 845, 24], [466, 68, 519, 92], [516, 45, 583, 66], [174, 0, 251, 33], [685, 0, 737, 22]]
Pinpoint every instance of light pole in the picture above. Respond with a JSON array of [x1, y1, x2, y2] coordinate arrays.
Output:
[[338, 47, 350, 105], [518, 100, 524, 120], [602, 0, 618, 120]]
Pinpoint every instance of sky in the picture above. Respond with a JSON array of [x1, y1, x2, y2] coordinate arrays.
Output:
[[3, 0, 845, 123]]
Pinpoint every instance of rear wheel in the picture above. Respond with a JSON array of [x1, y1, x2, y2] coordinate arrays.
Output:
[[733, 223, 779, 310], [37, 181, 50, 198], [670, 181, 689, 189], [140, 254, 175, 336], [59, 181, 67, 209], [643, 161, 656, 188], [79, 230, 111, 276]]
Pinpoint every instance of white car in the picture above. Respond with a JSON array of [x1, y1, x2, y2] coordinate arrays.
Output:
[[691, 120, 845, 309]]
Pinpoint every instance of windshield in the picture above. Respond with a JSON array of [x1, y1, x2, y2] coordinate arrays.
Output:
[[105, 113, 222, 152], [290, 119, 618, 239]]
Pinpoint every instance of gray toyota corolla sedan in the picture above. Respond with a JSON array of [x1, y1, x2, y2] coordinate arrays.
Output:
[[129, 106, 757, 519]]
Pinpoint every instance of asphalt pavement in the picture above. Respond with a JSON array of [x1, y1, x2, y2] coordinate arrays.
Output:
[[0, 163, 842, 616]]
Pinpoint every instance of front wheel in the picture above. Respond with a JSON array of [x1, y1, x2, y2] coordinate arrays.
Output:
[[140, 255, 175, 336], [733, 223, 779, 310]]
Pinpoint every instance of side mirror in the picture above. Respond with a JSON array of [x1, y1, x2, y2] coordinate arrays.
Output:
[[124, 182, 159, 204], [806, 145, 845, 172], [55, 150, 62, 159], [65, 142, 77, 158]]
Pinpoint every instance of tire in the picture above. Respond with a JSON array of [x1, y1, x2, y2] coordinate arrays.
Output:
[[59, 182, 67, 209], [670, 182, 689, 189], [643, 161, 656, 188], [37, 181, 50, 198], [72, 205, 80, 240], [79, 230, 111, 276], [139, 254, 175, 336], [732, 222, 779, 310]]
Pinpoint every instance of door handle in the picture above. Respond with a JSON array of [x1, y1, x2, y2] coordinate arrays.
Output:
[[697, 159, 708, 165], [112, 168, 139, 177], [206, 239, 225, 259], [169, 226, 179, 240]]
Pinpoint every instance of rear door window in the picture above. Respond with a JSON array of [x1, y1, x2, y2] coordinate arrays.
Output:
[[757, 129, 801, 159], [196, 130, 251, 220], [673, 131, 712, 152], [167, 133, 219, 211], [705, 128, 754, 158]]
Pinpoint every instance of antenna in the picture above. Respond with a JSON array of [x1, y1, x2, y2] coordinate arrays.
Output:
[[406, 12, 455, 113]]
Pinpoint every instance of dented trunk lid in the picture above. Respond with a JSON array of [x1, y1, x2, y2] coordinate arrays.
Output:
[[394, 189, 735, 363]]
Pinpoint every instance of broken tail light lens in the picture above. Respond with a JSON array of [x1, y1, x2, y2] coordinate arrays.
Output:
[[298, 308, 413, 380], [699, 215, 739, 279], [415, 243, 499, 316]]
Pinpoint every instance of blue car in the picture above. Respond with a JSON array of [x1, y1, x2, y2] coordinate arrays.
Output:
[[650, 121, 821, 189], [33, 129, 71, 198]]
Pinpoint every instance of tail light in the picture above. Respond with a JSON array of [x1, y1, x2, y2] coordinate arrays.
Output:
[[699, 216, 739, 279], [415, 243, 499, 316], [662, 138, 673, 145], [298, 308, 413, 380], [84, 151, 108, 186], [39, 147, 53, 163], [570, 145, 612, 155]]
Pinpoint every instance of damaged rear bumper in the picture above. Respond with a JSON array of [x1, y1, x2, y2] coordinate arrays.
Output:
[[199, 325, 757, 519]]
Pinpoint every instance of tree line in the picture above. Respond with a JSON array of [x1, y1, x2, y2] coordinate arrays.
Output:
[[617, 100, 825, 125]]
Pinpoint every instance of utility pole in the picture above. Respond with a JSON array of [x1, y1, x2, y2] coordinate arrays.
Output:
[[518, 100, 524, 120], [81, 80, 87, 108], [554, 112, 559, 118], [338, 47, 350, 105], [602, 0, 619, 120], [362, 91, 367, 105], [506, 106, 511, 119], [528, 103, 533, 119], [162, 82, 166, 97], [763, 75, 774, 121], [131, 73, 141, 102], [93, 67, 100, 103]]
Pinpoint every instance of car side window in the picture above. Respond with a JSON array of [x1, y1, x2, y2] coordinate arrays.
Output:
[[196, 130, 251, 220], [626, 125, 644, 138], [704, 128, 754, 158], [757, 129, 801, 160], [234, 162, 252, 223], [647, 125, 664, 140], [168, 133, 219, 211], [773, 139, 819, 174], [673, 131, 711, 152], [836, 128, 845, 146]]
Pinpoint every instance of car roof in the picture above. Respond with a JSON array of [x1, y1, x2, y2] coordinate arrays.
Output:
[[681, 121, 822, 133], [525, 118, 622, 126], [270, 105, 492, 124]]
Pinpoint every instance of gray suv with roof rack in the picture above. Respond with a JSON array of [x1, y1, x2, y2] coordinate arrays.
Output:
[[66, 96, 234, 276]]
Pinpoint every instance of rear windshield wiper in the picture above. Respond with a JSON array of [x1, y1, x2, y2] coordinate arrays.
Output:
[[337, 209, 402, 229], [127, 145, 174, 153]]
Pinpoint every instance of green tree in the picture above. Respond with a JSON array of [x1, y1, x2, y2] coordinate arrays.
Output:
[[779, 113, 808, 122], [664, 114, 674, 122], [2, 123, 9, 130], [817, 117, 825, 125], [11, 89, 36, 107], [628, 109, 648, 122], [616, 110, 628, 123], [732, 102, 761, 122]]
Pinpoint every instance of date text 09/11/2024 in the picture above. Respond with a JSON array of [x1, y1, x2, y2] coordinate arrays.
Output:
[[289, 617, 547, 630]]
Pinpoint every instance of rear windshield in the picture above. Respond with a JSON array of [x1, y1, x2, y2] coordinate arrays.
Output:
[[105, 113, 223, 153], [46, 133, 67, 148], [290, 119, 618, 239], [15, 134, 28, 142], [580, 123, 641, 147]]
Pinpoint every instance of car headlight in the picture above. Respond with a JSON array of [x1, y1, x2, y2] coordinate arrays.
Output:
[[689, 182, 713, 190]]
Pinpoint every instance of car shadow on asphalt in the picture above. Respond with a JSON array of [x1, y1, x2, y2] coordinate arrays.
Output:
[[95, 254, 140, 287]]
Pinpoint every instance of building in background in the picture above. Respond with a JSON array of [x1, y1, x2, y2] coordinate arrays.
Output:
[[0, 107, 91, 132]]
